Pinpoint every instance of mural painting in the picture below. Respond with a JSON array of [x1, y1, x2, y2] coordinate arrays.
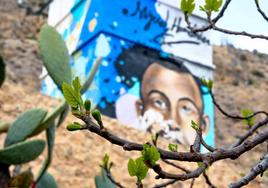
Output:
[[42, 0, 214, 149]]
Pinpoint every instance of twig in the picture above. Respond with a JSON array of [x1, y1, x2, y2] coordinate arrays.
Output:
[[200, 136, 215, 152], [213, 26, 268, 40], [203, 172, 217, 188], [189, 178, 195, 188], [231, 117, 268, 148], [162, 159, 190, 173], [185, 0, 268, 40], [195, 127, 215, 152], [185, 0, 232, 33], [34, 0, 54, 15], [254, 0, 268, 22], [103, 167, 125, 188], [210, 91, 268, 120], [80, 115, 268, 163], [153, 179, 178, 188], [193, 132, 201, 153], [152, 162, 208, 180], [229, 154, 268, 188]]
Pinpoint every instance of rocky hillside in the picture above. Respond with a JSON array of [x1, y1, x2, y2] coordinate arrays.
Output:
[[0, 0, 268, 187]]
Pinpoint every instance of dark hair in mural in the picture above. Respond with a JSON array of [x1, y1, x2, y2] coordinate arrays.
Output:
[[114, 44, 205, 114]]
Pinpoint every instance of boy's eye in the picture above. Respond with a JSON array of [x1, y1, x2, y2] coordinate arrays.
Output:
[[182, 105, 192, 112], [180, 105, 193, 116], [154, 99, 167, 110]]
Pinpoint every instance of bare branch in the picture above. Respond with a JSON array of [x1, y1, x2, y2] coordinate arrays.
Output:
[[103, 167, 125, 188], [201, 136, 215, 152], [210, 91, 268, 120], [203, 171, 217, 188], [231, 117, 268, 148], [162, 159, 190, 173], [189, 178, 195, 188], [80, 115, 268, 163], [152, 162, 208, 180], [229, 154, 268, 188], [152, 179, 178, 188], [254, 0, 268, 22], [185, 0, 268, 40], [213, 26, 268, 40], [195, 127, 215, 152]]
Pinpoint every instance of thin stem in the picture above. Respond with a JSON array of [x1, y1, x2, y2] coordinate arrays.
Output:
[[153, 179, 178, 188], [103, 167, 125, 188], [254, 0, 268, 22], [210, 91, 268, 120], [203, 172, 217, 188], [162, 159, 190, 173], [189, 178, 195, 188], [231, 117, 268, 148]]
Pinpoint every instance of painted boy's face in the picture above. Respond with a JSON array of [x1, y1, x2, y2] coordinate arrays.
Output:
[[136, 63, 208, 145]]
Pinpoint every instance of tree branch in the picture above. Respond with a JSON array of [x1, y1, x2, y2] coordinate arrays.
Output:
[[162, 159, 190, 173], [231, 117, 268, 148], [185, 0, 232, 33], [80, 115, 268, 163], [152, 162, 208, 180], [210, 91, 268, 120], [103, 167, 125, 188], [185, 0, 268, 40], [203, 171, 217, 188], [254, 0, 268, 22], [152, 179, 178, 188], [229, 154, 268, 188], [213, 26, 268, 40]]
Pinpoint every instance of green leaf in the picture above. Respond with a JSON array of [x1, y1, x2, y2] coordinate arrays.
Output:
[[0, 139, 45, 165], [36, 172, 58, 188], [241, 109, 254, 127], [66, 122, 83, 131], [0, 55, 5, 87], [191, 120, 199, 131], [72, 77, 83, 105], [39, 24, 72, 89], [102, 154, 109, 169], [91, 109, 103, 127], [135, 157, 149, 182], [128, 159, 136, 176], [84, 100, 91, 112], [200, 77, 213, 91], [72, 76, 82, 93], [4, 108, 47, 147], [197, 162, 203, 167], [62, 82, 81, 108], [180, 0, 195, 15], [95, 168, 116, 188], [202, 0, 223, 13], [128, 157, 148, 182], [168, 143, 178, 152], [141, 144, 160, 167]]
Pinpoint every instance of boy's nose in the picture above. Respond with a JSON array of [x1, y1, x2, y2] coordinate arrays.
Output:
[[166, 120, 180, 131]]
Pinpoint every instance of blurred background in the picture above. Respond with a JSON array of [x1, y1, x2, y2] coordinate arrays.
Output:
[[0, 0, 268, 187]]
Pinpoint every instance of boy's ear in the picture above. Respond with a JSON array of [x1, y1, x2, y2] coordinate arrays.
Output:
[[135, 99, 143, 116], [201, 115, 210, 136]]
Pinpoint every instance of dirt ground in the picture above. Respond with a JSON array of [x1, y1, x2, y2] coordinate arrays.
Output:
[[1, 0, 268, 187]]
